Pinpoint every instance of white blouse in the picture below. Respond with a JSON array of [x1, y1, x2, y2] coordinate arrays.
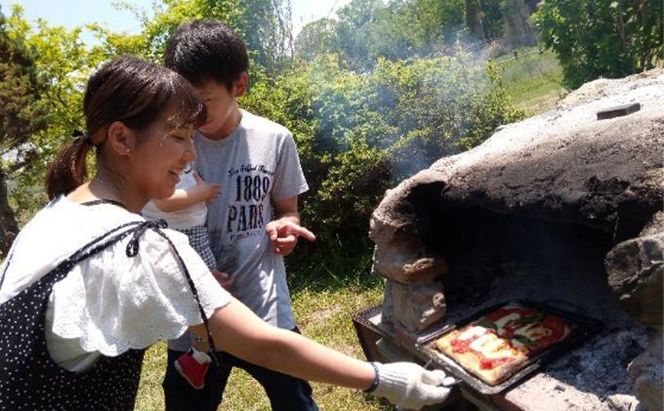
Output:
[[0, 196, 229, 371]]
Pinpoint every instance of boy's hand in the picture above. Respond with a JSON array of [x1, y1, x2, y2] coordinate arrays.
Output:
[[212, 269, 234, 291], [265, 219, 316, 256], [193, 172, 222, 205]]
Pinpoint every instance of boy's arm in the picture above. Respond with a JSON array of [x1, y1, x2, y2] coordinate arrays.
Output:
[[266, 196, 315, 256]]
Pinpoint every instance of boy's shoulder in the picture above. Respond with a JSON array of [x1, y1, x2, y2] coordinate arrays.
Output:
[[241, 110, 291, 138]]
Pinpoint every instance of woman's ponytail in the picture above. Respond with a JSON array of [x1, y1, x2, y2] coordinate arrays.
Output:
[[45, 133, 94, 200]]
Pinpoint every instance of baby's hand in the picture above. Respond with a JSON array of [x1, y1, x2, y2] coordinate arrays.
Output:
[[194, 172, 222, 204], [212, 269, 234, 291]]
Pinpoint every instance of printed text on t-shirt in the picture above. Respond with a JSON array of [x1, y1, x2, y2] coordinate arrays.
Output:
[[227, 165, 273, 237]]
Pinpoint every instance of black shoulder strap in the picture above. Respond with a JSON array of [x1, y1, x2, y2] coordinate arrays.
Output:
[[0, 250, 14, 291], [0, 220, 140, 301], [0, 219, 216, 354]]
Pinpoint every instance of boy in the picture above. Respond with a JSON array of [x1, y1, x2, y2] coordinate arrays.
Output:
[[162, 19, 318, 411]]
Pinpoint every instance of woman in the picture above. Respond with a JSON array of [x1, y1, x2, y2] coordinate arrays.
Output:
[[0, 56, 453, 410]]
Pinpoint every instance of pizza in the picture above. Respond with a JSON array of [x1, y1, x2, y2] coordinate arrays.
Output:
[[432, 304, 571, 385]]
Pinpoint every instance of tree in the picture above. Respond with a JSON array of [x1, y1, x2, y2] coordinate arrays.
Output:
[[200, 0, 294, 73], [413, 0, 465, 45], [535, 0, 663, 88], [334, 0, 386, 70], [501, 0, 537, 47], [465, 0, 485, 40], [294, 18, 338, 62], [273, 53, 522, 245], [479, 0, 506, 40], [0, 6, 48, 254], [1, 6, 113, 248]]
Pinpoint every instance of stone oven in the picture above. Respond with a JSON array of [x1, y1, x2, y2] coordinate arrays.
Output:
[[356, 70, 663, 410]]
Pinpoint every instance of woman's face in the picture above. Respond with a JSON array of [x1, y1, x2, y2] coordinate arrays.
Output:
[[129, 117, 197, 202]]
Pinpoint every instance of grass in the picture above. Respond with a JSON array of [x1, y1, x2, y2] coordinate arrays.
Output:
[[493, 48, 567, 117], [134, 265, 395, 411]]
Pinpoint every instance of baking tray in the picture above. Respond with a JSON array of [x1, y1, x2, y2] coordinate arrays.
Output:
[[414, 300, 602, 395]]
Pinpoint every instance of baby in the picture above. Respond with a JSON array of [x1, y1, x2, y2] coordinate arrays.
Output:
[[142, 167, 222, 389]]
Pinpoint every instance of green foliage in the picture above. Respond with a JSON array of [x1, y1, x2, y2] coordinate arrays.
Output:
[[413, 0, 465, 45], [0, 9, 46, 153], [3, 6, 111, 217], [317, 137, 392, 234], [240, 52, 522, 257], [0, 6, 50, 250], [534, 0, 664, 88], [482, 0, 507, 40], [293, 0, 542, 71], [294, 18, 337, 62]]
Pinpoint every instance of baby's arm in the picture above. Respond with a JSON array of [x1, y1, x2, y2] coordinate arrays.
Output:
[[153, 173, 221, 212]]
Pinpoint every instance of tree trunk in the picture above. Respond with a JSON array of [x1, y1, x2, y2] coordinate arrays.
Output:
[[0, 170, 19, 257], [526, 0, 541, 13], [465, 0, 485, 41], [503, 0, 538, 48]]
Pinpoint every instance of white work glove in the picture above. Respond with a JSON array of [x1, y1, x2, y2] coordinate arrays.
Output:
[[367, 362, 455, 410]]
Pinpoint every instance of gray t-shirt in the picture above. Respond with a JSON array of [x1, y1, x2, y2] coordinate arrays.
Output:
[[168, 110, 308, 351], [195, 111, 307, 325]]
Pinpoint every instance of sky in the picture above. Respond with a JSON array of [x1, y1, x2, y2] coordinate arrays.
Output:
[[0, 0, 352, 41]]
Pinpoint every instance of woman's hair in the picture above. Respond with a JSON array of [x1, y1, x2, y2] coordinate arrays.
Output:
[[45, 56, 206, 200]]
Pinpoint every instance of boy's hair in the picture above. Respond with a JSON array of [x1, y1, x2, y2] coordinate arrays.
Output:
[[165, 19, 249, 90]]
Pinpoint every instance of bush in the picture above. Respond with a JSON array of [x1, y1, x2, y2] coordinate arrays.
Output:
[[242, 53, 522, 277]]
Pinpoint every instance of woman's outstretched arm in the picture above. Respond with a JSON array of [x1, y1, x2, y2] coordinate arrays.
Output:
[[200, 298, 375, 389], [191, 297, 454, 409]]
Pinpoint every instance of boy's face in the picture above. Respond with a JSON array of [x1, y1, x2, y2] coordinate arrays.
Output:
[[192, 78, 243, 139]]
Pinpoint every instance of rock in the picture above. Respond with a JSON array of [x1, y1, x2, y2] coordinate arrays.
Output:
[[380, 279, 395, 328], [371, 231, 447, 283], [389, 280, 446, 335], [640, 211, 664, 237], [628, 333, 664, 411], [606, 212, 664, 329], [370, 172, 449, 283]]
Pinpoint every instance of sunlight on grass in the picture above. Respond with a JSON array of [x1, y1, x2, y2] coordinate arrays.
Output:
[[135, 280, 394, 410], [494, 48, 567, 116]]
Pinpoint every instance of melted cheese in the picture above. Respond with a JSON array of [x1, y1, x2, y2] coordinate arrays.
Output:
[[482, 338, 517, 359], [469, 333, 498, 351], [515, 323, 552, 339], [458, 325, 489, 341]]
